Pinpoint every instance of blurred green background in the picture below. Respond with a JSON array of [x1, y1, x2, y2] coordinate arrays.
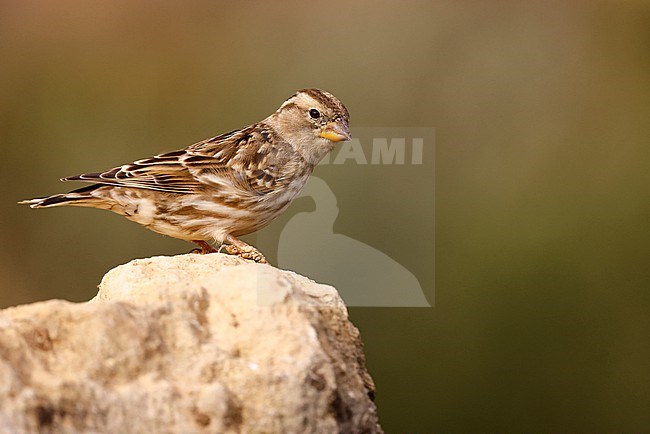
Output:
[[1, 0, 650, 431]]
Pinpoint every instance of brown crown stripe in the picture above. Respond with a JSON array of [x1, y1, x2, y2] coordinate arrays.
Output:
[[298, 88, 350, 120]]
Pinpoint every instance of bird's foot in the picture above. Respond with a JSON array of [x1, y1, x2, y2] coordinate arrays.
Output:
[[222, 235, 268, 263], [190, 240, 218, 254], [222, 244, 267, 263]]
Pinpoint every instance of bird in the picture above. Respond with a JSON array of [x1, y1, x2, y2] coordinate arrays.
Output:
[[20, 88, 351, 263]]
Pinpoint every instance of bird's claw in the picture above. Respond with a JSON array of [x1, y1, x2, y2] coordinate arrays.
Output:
[[223, 244, 268, 264], [190, 240, 218, 254]]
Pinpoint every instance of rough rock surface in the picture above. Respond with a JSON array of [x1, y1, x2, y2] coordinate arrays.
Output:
[[0, 254, 381, 433]]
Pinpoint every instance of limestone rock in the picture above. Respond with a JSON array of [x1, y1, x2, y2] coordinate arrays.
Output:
[[0, 254, 381, 433]]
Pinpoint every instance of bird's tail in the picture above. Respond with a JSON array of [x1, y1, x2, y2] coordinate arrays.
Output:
[[18, 184, 103, 208]]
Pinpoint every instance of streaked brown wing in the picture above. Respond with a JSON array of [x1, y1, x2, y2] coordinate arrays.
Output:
[[62, 149, 202, 194], [185, 124, 300, 196], [61, 124, 299, 196]]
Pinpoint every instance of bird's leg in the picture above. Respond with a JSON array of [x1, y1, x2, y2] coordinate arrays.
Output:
[[190, 240, 218, 254], [222, 234, 267, 263]]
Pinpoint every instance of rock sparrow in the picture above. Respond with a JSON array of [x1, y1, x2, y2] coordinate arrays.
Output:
[[20, 89, 351, 263]]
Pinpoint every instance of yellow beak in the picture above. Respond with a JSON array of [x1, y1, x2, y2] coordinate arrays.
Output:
[[319, 121, 351, 142]]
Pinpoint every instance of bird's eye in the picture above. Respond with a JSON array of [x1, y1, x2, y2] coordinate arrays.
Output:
[[309, 108, 321, 119]]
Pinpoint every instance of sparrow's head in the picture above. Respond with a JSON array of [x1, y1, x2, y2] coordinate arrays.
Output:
[[269, 89, 351, 164]]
